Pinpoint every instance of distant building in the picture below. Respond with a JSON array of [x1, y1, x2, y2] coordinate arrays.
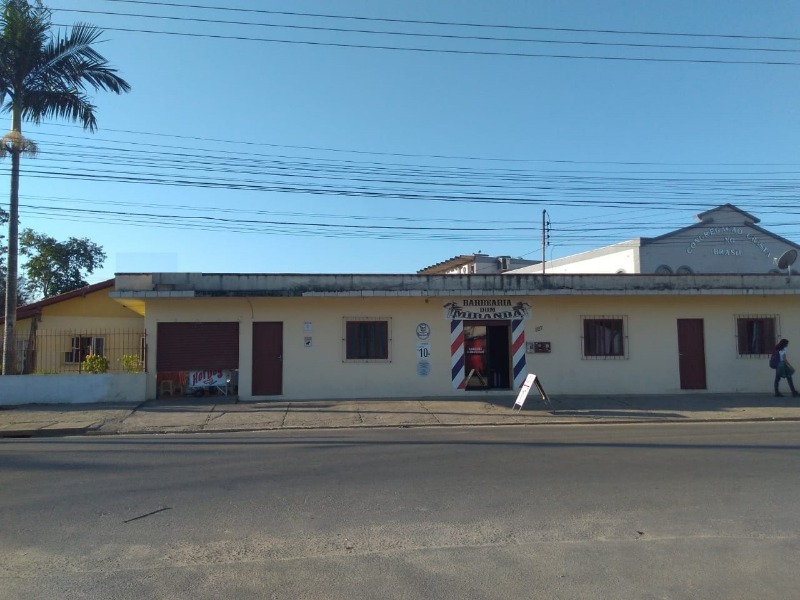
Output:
[[509, 204, 800, 275], [418, 253, 539, 275]]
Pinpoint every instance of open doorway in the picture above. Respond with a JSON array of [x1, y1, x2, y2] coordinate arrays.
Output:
[[463, 321, 511, 390]]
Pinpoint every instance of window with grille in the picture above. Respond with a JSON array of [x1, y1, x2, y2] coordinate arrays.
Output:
[[582, 316, 626, 358], [344, 318, 390, 361], [65, 336, 105, 364], [736, 316, 777, 356]]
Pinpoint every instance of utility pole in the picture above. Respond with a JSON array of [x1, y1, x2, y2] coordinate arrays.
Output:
[[542, 210, 550, 274]]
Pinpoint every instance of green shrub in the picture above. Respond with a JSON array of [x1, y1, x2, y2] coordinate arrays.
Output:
[[82, 353, 109, 374], [120, 354, 143, 373]]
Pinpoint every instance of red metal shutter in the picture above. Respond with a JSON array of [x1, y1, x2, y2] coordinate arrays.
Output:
[[157, 322, 239, 371]]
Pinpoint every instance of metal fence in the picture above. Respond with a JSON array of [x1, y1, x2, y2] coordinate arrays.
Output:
[[1, 329, 146, 374]]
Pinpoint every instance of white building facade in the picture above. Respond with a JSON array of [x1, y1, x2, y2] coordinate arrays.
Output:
[[513, 204, 799, 275]]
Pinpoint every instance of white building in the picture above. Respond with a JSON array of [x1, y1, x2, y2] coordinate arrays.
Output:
[[418, 254, 539, 275], [511, 204, 799, 275]]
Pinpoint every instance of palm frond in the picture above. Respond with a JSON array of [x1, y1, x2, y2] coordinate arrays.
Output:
[[0, 0, 50, 101], [22, 88, 97, 131], [34, 22, 130, 94], [0, 2, 129, 131]]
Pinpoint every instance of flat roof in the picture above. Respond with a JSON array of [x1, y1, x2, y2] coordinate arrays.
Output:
[[110, 272, 800, 298]]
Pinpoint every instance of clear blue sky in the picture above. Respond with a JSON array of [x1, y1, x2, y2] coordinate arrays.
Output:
[[4, 0, 800, 283]]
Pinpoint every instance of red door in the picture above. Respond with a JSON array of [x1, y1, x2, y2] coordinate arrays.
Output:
[[677, 319, 707, 390], [252, 322, 283, 396]]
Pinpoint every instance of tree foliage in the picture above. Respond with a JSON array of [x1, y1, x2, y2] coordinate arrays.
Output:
[[20, 228, 106, 298], [0, 0, 129, 373]]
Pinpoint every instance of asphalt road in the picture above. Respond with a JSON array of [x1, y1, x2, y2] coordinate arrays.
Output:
[[2, 422, 799, 599]]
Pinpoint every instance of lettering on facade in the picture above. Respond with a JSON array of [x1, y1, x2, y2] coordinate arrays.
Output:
[[443, 299, 532, 320], [684, 226, 771, 259], [745, 232, 772, 258]]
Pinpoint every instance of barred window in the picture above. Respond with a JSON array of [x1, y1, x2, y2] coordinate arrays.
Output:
[[65, 336, 105, 364], [583, 317, 626, 358], [736, 316, 777, 356], [344, 318, 390, 361]]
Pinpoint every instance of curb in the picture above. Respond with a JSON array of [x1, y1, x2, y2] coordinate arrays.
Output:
[[5, 415, 800, 438], [0, 426, 91, 438]]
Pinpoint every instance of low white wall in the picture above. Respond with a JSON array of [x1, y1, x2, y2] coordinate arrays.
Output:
[[0, 373, 146, 406]]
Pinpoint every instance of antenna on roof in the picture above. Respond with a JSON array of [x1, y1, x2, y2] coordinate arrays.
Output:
[[775, 249, 798, 276]]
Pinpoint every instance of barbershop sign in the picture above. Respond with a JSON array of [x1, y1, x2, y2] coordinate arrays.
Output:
[[443, 298, 532, 321]]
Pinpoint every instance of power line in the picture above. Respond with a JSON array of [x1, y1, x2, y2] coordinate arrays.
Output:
[[48, 22, 800, 67], [58, 7, 800, 55], [6, 130, 798, 250], [13, 127, 798, 214], [18, 201, 800, 248], [97, 0, 800, 44], [41, 122, 800, 168]]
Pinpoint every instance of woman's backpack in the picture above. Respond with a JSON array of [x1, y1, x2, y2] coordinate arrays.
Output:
[[769, 350, 780, 369]]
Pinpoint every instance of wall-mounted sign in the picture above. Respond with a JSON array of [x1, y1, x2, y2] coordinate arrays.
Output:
[[416, 322, 431, 340], [417, 360, 431, 377], [304, 321, 313, 333], [443, 299, 531, 321], [416, 342, 431, 359], [304, 337, 312, 347]]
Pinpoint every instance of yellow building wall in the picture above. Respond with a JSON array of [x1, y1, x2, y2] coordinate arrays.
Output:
[[524, 295, 798, 395], [13, 288, 143, 374], [15, 287, 142, 332], [145, 296, 456, 400], [44, 289, 140, 318], [143, 293, 798, 400]]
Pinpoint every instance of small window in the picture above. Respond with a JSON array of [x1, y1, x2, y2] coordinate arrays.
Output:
[[582, 316, 626, 358], [655, 265, 673, 275], [65, 336, 105, 364], [344, 318, 390, 361], [736, 316, 777, 356], [676, 266, 694, 275]]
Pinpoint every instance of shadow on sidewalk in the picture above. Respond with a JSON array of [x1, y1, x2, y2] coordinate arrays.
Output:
[[552, 410, 686, 419]]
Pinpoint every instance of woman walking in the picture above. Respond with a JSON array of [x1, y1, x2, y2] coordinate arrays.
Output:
[[773, 339, 800, 397]]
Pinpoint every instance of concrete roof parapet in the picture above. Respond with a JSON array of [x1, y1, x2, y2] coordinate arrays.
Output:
[[109, 272, 800, 298]]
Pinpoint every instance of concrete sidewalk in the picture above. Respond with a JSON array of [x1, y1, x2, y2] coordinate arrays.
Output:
[[2, 392, 800, 438]]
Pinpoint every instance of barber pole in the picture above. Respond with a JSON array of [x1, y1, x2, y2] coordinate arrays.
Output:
[[450, 319, 465, 389], [512, 319, 527, 389]]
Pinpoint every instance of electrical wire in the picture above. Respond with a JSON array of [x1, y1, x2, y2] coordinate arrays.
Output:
[[58, 7, 800, 56], [96, 0, 800, 44], [50, 22, 800, 66]]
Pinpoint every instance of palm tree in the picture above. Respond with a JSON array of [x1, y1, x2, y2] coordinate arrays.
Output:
[[0, 0, 129, 374]]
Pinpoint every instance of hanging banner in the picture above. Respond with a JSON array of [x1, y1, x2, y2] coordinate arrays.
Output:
[[443, 299, 532, 321]]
